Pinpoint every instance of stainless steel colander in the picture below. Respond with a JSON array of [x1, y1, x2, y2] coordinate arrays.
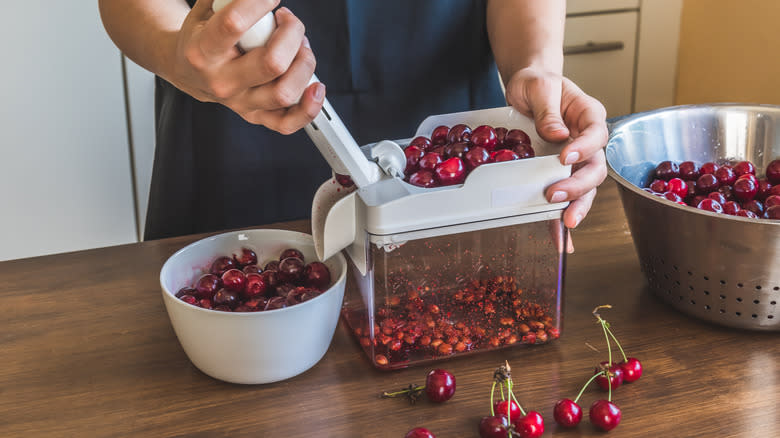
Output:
[[606, 104, 780, 331]]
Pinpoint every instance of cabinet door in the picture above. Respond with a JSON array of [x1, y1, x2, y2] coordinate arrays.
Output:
[[0, 2, 137, 261], [563, 12, 638, 118]]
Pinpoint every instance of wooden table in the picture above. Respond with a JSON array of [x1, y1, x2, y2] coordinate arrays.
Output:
[[2, 180, 778, 437]]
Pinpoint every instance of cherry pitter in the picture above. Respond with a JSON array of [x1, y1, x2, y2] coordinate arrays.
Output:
[[214, 3, 572, 369]]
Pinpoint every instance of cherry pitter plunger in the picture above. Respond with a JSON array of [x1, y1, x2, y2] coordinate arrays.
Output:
[[214, 3, 572, 369]]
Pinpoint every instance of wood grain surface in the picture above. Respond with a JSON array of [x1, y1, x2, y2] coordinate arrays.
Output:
[[2, 179, 778, 437]]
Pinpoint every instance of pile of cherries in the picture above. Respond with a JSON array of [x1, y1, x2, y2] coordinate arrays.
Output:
[[403, 124, 536, 188], [644, 158, 780, 220], [175, 247, 332, 312]]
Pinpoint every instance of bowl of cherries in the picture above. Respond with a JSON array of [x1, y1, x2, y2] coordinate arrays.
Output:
[[160, 229, 347, 384]]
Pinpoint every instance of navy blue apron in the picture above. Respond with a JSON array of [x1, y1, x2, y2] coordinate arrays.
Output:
[[146, 0, 505, 240]]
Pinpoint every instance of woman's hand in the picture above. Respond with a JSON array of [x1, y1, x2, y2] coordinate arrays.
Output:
[[504, 67, 609, 235], [166, 0, 324, 134]]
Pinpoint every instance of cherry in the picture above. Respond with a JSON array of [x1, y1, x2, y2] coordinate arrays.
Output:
[[717, 184, 734, 201], [663, 192, 683, 203], [743, 199, 764, 216], [264, 296, 287, 311], [409, 136, 432, 151], [243, 272, 268, 298], [493, 399, 522, 422], [679, 161, 700, 180], [733, 177, 758, 201], [278, 257, 304, 283], [405, 427, 435, 438], [495, 127, 508, 146], [707, 191, 727, 205], [264, 260, 280, 271], [700, 161, 719, 175], [404, 145, 425, 173], [175, 287, 196, 298], [464, 146, 490, 170], [766, 195, 780, 208], [504, 129, 531, 147], [553, 398, 582, 428], [425, 369, 456, 402], [589, 400, 621, 431], [667, 178, 688, 198], [478, 416, 510, 438], [649, 179, 668, 193], [696, 173, 719, 194], [595, 361, 624, 390], [734, 160, 756, 176], [757, 179, 773, 201], [766, 205, 780, 220], [418, 152, 443, 171], [445, 141, 470, 159], [179, 294, 197, 305], [715, 165, 737, 186], [303, 261, 331, 290], [492, 149, 519, 162], [210, 256, 236, 276], [221, 268, 246, 292], [514, 411, 544, 438], [335, 173, 355, 188], [471, 125, 498, 150], [512, 144, 535, 159], [447, 124, 472, 143], [213, 288, 239, 308], [766, 159, 780, 184], [736, 209, 759, 218], [697, 198, 724, 213], [286, 286, 319, 305], [195, 273, 221, 299], [655, 160, 680, 180], [259, 269, 279, 290], [723, 201, 742, 215], [771, 185, 780, 197], [620, 357, 643, 382], [409, 169, 437, 188], [431, 125, 449, 145], [242, 264, 261, 274], [737, 173, 758, 185], [434, 157, 466, 186], [233, 247, 257, 267]]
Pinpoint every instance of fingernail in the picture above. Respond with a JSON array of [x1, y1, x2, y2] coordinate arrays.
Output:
[[564, 151, 580, 165], [573, 214, 583, 228], [550, 191, 567, 203], [303, 36, 311, 48], [313, 83, 325, 102]]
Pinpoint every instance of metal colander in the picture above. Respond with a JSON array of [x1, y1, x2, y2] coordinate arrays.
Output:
[[606, 104, 780, 331]]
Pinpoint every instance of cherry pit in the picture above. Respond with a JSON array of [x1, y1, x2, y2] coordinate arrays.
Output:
[[175, 247, 332, 312]]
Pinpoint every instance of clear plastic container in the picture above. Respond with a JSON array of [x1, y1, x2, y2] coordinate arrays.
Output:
[[341, 213, 566, 370]]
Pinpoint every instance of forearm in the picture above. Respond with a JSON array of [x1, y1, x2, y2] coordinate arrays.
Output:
[[486, 0, 566, 85], [98, 0, 191, 79]]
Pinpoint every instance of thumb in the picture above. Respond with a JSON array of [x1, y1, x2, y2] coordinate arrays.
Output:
[[190, 0, 216, 20], [509, 75, 569, 143]]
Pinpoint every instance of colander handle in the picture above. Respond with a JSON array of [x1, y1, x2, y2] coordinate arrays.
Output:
[[211, 2, 382, 188]]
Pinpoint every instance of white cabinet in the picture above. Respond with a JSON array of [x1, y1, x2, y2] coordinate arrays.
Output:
[[0, 2, 137, 261]]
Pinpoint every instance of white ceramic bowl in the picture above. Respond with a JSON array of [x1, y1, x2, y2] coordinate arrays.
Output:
[[160, 229, 347, 384]]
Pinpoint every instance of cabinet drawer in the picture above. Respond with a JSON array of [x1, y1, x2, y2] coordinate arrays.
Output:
[[563, 11, 638, 118], [567, 0, 639, 15]]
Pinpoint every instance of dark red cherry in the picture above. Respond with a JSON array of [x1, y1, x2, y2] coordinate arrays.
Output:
[[259, 269, 279, 290], [766, 159, 780, 184], [495, 127, 508, 146], [404, 145, 425, 174], [765, 205, 780, 220], [242, 264, 261, 274], [667, 178, 688, 198], [707, 191, 727, 205], [471, 125, 498, 151], [493, 399, 522, 422], [275, 282, 296, 299], [434, 157, 466, 186], [737, 172, 758, 185], [742, 199, 764, 216], [734, 160, 756, 176], [405, 428, 436, 438], [594, 361, 624, 390], [649, 179, 668, 193], [664, 192, 683, 203], [733, 177, 758, 201], [409, 136, 432, 151], [335, 173, 355, 188], [723, 201, 742, 215], [691, 195, 707, 207], [210, 256, 236, 276], [771, 185, 780, 197], [409, 170, 437, 188], [589, 400, 621, 431], [278, 257, 305, 283], [418, 152, 443, 171], [514, 411, 544, 438], [464, 146, 490, 170], [492, 149, 519, 162], [504, 129, 531, 147], [199, 298, 213, 309], [195, 273, 221, 299], [696, 174, 720, 194], [264, 296, 287, 311], [478, 416, 510, 438], [221, 268, 246, 292], [233, 247, 257, 267], [757, 179, 773, 201], [286, 286, 317, 305], [512, 143, 535, 159], [175, 287, 196, 298], [264, 260, 280, 271], [213, 288, 239, 309], [655, 161, 680, 180], [697, 198, 724, 213], [766, 195, 780, 208], [553, 398, 583, 428], [714, 165, 737, 186], [700, 162, 719, 175], [279, 248, 303, 262], [303, 261, 331, 290], [679, 161, 700, 180], [736, 209, 759, 218], [425, 369, 456, 402], [431, 125, 450, 145], [179, 294, 197, 306], [445, 141, 470, 159], [446, 124, 472, 143], [244, 272, 268, 298], [620, 357, 643, 382], [717, 184, 734, 201]]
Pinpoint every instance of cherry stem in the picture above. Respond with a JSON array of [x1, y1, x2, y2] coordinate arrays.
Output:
[[573, 370, 606, 404], [500, 382, 506, 401], [599, 320, 613, 365], [381, 384, 425, 398], [490, 381, 497, 416], [608, 364, 613, 402], [604, 324, 628, 362]]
